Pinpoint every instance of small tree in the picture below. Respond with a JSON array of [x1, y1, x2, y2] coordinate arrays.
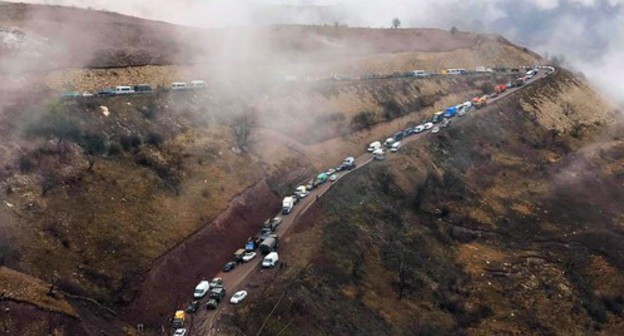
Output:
[[230, 108, 258, 153], [27, 103, 82, 155], [80, 133, 108, 171], [392, 18, 401, 29], [450, 26, 459, 35]]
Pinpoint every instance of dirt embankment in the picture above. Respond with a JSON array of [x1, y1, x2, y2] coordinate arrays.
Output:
[[123, 180, 280, 327]]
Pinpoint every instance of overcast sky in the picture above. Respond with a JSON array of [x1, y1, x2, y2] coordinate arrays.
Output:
[[7, 0, 624, 103]]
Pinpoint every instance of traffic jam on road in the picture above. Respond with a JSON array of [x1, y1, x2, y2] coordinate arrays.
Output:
[[168, 66, 549, 335]]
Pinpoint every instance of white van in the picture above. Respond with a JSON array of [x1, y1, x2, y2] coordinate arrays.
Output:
[[384, 138, 396, 148], [262, 252, 279, 268], [282, 196, 294, 214], [114, 86, 134, 95], [190, 80, 206, 88], [171, 82, 188, 90], [391, 141, 401, 152], [373, 148, 386, 160], [193, 280, 210, 298], [412, 70, 428, 77], [446, 68, 466, 75], [367, 141, 381, 152]]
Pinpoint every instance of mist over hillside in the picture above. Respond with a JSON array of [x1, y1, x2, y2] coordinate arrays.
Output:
[[6, 0, 622, 104]]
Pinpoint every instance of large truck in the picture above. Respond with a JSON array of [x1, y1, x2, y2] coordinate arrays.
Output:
[[260, 235, 278, 255], [282, 197, 294, 214], [432, 111, 445, 123]]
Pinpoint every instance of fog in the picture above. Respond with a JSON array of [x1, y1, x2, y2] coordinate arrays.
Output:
[[4, 0, 624, 103]]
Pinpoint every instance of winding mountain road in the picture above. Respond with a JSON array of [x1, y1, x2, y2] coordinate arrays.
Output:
[[186, 66, 555, 336]]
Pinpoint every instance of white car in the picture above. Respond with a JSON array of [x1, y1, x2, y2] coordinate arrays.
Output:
[[423, 122, 434, 130], [432, 126, 440, 134], [242, 252, 257, 262], [329, 174, 338, 182], [414, 125, 425, 133], [174, 328, 187, 336], [230, 290, 248, 304], [326, 168, 336, 175]]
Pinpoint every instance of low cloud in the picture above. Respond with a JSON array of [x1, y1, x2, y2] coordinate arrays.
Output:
[[5, 0, 624, 104]]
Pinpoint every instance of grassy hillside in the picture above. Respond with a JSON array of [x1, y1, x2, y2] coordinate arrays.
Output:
[[222, 70, 624, 335]]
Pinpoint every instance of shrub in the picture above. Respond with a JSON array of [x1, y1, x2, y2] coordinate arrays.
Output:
[[351, 110, 377, 130], [120, 134, 142, 151], [146, 132, 165, 147], [19, 156, 34, 173]]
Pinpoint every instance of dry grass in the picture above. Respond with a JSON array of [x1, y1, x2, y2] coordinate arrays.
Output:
[[0, 267, 76, 317]]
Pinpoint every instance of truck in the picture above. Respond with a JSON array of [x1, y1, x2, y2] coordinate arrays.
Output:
[[282, 197, 294, 214], [263, 217, 282, 232], [234, 248, 247, 263], [295, 186, 309, 198], [444, 106, 458, 118], [367, 141, 382, 152], [208, 287, 226, 302], [474, 95, 488, 109], [432, 111, 445, 123], [172, 310, 186, 328], [260, 236, 278, 255], [343, 156, 356, 170], [495, 84, 508, 94], [513, 77, 526, 87], [373, 148, 386, 160], [262, 252, 279, 268]]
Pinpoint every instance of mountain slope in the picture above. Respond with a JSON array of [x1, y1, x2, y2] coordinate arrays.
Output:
[[220, 70, 624, 335]]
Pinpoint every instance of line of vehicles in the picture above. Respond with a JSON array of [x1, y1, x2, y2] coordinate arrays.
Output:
[[60, 80, 207, 98], [166, 65, 548, 336], [60, 65, 540, 99], [367, 67, 541, 160]]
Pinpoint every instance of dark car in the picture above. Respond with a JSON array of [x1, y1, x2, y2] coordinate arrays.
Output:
[[393, 131, 405, 141], [186, 300, 200, 314], [206, 299, 218, 310], [134, 84, 152, 93], [97, 88, 116, 96], [223, 261, 237, 272]]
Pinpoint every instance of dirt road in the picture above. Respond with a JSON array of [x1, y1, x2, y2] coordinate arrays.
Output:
[[186, 66, 554, 335]]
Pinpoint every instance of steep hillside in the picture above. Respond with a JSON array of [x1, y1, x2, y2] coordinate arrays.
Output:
[[220, 70, 624, 335]]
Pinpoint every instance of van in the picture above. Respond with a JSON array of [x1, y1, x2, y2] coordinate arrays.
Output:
[[391, 141, 401, 152], [282, 197, 294, 214], [262, 252, 279, 268], [367, 141, 381, 152], [446, 68, 465, 75], [114, 86, 134, 95], [373, 148, 386, 160], [412, 70, 428, 77], [190, 80, 206, 88], [193, 280, 210, 298], [384, 138, 396, 148], [171, 82, 188, 90]]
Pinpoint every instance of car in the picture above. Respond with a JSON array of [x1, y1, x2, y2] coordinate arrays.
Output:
[[223, 261, 237, 272], [423, 122, 434, 130], [330, 174, 338, 182], [174, 328, 187, 336], [61, 91, 81, 98], [242, 252, 257, 262], [206, 299, 219, 309], [186, 300, 200, 314], [457, 108, 466, 116], [81, 91, 94, 97], [336, 163, 346, 172], [432, 126, 440, 134], [393, 131, 405, 141], [210, 277, 223, 288], [97, 88, 116, 96], [391, 141, 401, 152], [230, 290, 248, 304], [441, 118, 451, 128], [413, 125, 425, 134], [326, 168, 336, 175]]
